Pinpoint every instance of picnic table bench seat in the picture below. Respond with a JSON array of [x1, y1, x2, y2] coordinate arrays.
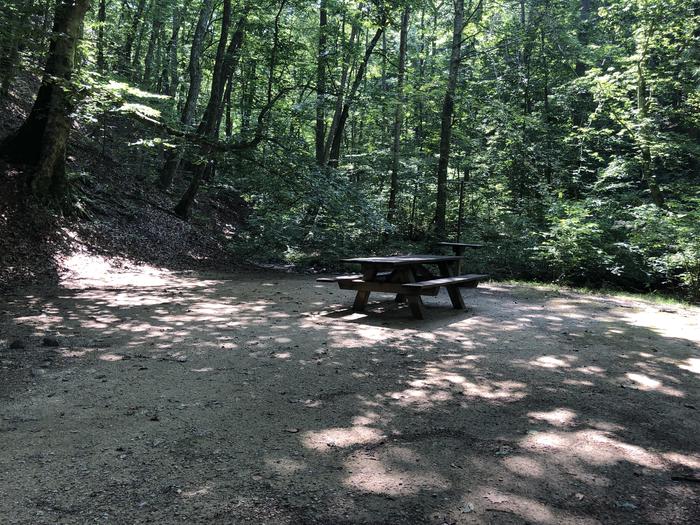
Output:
[[402, 273, 487, 290]]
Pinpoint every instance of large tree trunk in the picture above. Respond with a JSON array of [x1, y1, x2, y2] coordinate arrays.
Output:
[[322, 15, 357, 166], [387, 7, 410, 222], [157, 0, 215, 190], [197, 9, 245, 138], [0, 0, 91, 201], [181, 0, 215, 126], [434, 0, 465, 238], [175, 2, 248, 219], [315, 0, 328, 165]]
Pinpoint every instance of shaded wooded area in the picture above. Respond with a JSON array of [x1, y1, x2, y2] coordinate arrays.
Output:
[[0, 0, 698, 298]]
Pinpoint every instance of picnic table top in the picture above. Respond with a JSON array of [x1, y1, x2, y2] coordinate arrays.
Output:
[[437, 242, 485, 248], [341, 254, 466, 266]]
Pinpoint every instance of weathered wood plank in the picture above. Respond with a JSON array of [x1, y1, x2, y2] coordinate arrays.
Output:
[[337, 280, 440, 296], [402, 274, 487, 290], [341, 255, 466, 266], [353, 290, 371, 311], [438, 262, 466, 310], [316, 274, 363, 283]]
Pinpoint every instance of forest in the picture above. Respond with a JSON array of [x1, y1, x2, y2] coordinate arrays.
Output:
[[0, 0, 698, 299], [2, 3, 700, 523]]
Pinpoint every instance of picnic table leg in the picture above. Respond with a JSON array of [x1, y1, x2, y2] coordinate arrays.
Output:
[[438, 262, 465, 310], [406, 296, 425, 319], [353, 291, 371, 312], [352, 265, 377, 312], [401, 267, 425, 319]]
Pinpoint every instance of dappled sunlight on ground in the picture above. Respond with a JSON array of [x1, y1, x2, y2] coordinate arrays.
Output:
[[344, 448, 450, 496], [1, 271, 698, 523]]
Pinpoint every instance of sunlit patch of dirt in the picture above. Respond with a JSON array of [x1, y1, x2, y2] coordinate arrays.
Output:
[[1, 275, 698, 524]]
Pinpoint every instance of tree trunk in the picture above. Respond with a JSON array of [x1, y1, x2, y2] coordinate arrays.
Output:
[[121, 0, 147, 75], [325, 23, 385, 168], [322, 16, 357, 166], [0, 0, 91, 201], [0, 32, 20, 99], [637, 56, 665, 208], [157, 0, 214, 190], [182, 0, 215, 126], [174, 158, 212, 218], [175, 2, 248, 219], [196, 3, 239, 138], [387, 7, 410, 222], [315, 0, 328, 165], [541, 27, 552, 185], [130, 1, 150, 81], [224, 73, 233, 138], [143, 17, 163, 87], [241, 62, 256, 136], [413, 7, 426, 146], [97, 0, 106, 71], [434, 0, 464, 238], [164, 7, 181, 96]]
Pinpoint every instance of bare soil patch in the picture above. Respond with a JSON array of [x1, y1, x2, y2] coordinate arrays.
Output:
[[1, 269, 698, 524]]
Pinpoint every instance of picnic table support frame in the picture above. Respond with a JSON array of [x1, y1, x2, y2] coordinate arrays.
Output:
[[399, 267, 425, 319], [438, 262, 466, 309]]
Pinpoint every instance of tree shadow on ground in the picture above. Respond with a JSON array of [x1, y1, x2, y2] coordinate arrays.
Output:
[[1, 275, 698, 524]]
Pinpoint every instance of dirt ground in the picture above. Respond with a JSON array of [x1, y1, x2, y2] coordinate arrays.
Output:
[[1, 263, 699, 524]]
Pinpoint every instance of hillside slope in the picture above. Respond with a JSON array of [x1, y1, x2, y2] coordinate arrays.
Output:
[[0, 74, 250, 291]]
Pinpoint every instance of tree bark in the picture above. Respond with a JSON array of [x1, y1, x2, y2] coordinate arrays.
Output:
[[325, 22, 385, 167], [0, 0, 91, 201], [130, 0, 150, 80], [158, 0, 214, 190], [163, 7, 181, 97], [121, 0, 147, 76], [143, 16, 163, 87], [434, 0, 465, 238], [315, 0, 328, 165], [97, 0, 107, 71], [387, 7, 410, 222], [322, 15, 357, 166], [175, 2, 248, 219], [182, 0, 215, 126]]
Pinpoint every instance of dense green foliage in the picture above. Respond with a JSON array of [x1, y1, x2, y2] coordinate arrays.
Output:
[[1, 0, 698, 298]]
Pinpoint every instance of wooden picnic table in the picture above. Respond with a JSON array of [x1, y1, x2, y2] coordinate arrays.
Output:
[[318, 254, 487, 319]]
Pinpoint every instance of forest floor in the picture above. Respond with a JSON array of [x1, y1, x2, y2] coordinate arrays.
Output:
[[1, 262, 699, 524]]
